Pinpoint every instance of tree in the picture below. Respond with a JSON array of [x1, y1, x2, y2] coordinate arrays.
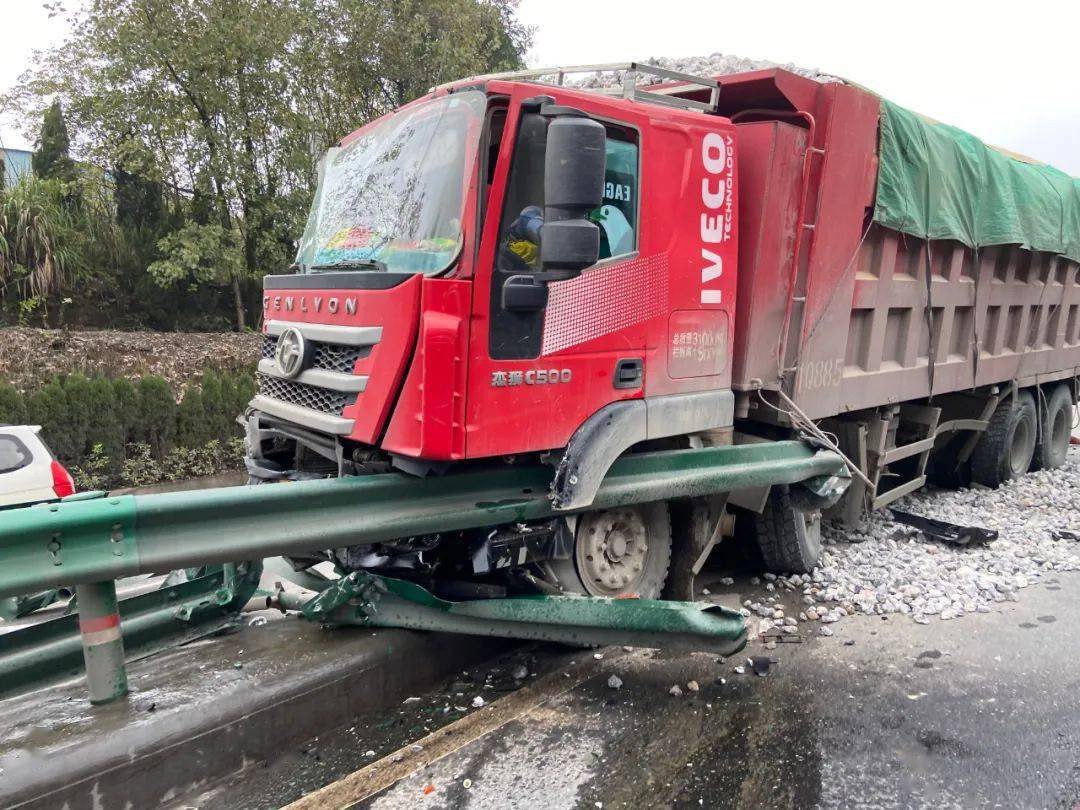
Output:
[[5, 0, 531, 330], [136, 375, 175, 458], [0, 174, 80, 303], [115, 168, 164, 235], [199, 370, 230, 443], [32, 101, 77, 182], [0, 383, 26, 424], [85, 376, 124, 466], [61, 373, 94, 460], [232, 373, 257, 418], [27, 380, 73, 461], [176, 386, 209, 448], [111, 377, 139, 443]]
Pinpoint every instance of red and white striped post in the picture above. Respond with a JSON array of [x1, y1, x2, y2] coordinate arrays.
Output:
[[75, 581, 128, 704]]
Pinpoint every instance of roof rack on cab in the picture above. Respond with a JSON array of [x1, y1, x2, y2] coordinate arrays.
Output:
[[446, 62, 722, 114]]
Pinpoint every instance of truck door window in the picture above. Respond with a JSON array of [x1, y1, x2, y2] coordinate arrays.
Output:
[[596, 131, 638, 260], [489, 110, 548, 360], [489, 118, 639, 360]]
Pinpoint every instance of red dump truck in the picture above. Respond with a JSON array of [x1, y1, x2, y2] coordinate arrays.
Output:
[[247, 63, 1080, 594]]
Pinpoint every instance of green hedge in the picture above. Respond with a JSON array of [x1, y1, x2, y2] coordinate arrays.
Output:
[[0, 370, 256, 489]]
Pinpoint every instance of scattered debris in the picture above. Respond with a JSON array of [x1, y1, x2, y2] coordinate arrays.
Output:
[[1051, 529, 1079, 542], [669, 685, 684, 697], [733, 665, 746, 675], [889, 509, 998, 547], [819, 626, 834, 637], [423, 785, 435, 795], [463, 778, 473, 789], [247, 615, 268, 627], [471, 696, 485, 708], [593, 652, 604, 660], [687, 680, 700, 692], [749, 657, 774, 676], [796, 455, 1080, 629], [607, 675, 623, 689], [511, 664, 528, 680], [402, 696, 422, 704]]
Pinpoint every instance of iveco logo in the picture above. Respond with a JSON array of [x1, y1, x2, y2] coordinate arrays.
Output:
[[275, 327, 308, 378]]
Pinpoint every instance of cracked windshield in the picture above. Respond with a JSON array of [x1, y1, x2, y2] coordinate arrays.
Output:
[[296, 90, 486, 274]]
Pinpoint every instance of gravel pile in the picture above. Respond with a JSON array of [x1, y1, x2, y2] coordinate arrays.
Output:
[[745, 449, 1080, 634], [565, 53, 841, 90]]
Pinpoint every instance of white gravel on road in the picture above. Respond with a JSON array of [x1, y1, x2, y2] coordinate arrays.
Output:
[[748, 449, 1080, 633]]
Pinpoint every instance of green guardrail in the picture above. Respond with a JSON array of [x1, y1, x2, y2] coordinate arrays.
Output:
[[296, 571, 748, 655], [0, 440, 845, 704], [0, 441, 843, 600], [0, 563, 260, 701]]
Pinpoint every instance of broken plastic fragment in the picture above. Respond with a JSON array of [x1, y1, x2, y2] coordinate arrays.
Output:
[[749, 657, 774, 676]]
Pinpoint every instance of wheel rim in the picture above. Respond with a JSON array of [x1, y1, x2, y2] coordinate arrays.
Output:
[[1009, 416, 1032, 476], [575, 508, 650, 597]]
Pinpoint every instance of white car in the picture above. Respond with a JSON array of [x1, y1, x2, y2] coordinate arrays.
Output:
[[0, 425, 75, 508]]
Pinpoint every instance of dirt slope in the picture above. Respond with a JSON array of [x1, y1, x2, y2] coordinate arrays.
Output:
[[0, 327, 261, 392]]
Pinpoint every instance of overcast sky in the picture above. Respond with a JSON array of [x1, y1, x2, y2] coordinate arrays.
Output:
[[3, 0, 1080, 174]]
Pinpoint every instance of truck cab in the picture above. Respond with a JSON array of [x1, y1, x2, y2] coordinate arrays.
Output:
[[249, 66, 739, 514]]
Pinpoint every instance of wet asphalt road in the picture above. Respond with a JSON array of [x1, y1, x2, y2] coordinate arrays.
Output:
[[200, 573, 1080, 810], [366, 576, 1080, 810]]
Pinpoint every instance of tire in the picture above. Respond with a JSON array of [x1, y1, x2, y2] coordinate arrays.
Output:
[[1031, 384, 1073, 471], [547, 502, 672, 598], [970, 391, 1037, 487], [754, 486, 822, 575]]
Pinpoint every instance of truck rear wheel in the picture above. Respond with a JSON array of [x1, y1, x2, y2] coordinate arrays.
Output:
[[970, 391, 1037, 487], [754, 486, 822, 575], [548, 502, 671, 598], [1031, 384, 1073, 471]]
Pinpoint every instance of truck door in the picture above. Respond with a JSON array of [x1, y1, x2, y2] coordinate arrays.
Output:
[[466, 96, 647, 458]]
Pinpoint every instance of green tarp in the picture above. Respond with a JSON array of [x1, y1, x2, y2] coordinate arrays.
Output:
[[873, 99, 1080, 263]]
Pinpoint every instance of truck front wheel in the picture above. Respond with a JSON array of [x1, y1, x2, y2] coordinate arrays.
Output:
[[754, 486, 822, 575], [970, 391, 1037, 487], [548, 502, 672, 599]]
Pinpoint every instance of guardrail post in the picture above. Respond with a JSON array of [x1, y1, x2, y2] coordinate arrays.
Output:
[[75, 581, 128, 704]]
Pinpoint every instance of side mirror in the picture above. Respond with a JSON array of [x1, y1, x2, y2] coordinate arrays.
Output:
[[541, 111, 605, 280]]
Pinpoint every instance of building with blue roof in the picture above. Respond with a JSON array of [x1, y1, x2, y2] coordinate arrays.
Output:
[[1, 148, 33, 183]]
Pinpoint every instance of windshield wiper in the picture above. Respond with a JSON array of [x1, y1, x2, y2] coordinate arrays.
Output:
[[310, 259, 388, 272]]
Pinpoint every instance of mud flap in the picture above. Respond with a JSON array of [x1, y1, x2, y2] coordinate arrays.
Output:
[[662, 495, 729, 601]]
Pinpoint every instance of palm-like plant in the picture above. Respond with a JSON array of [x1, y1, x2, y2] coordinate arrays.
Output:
[[0, 175, 79, 298]]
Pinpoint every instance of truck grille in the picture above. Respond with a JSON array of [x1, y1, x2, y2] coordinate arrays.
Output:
[[261, 335, 367, 374], [257, 374, 356, 416]]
